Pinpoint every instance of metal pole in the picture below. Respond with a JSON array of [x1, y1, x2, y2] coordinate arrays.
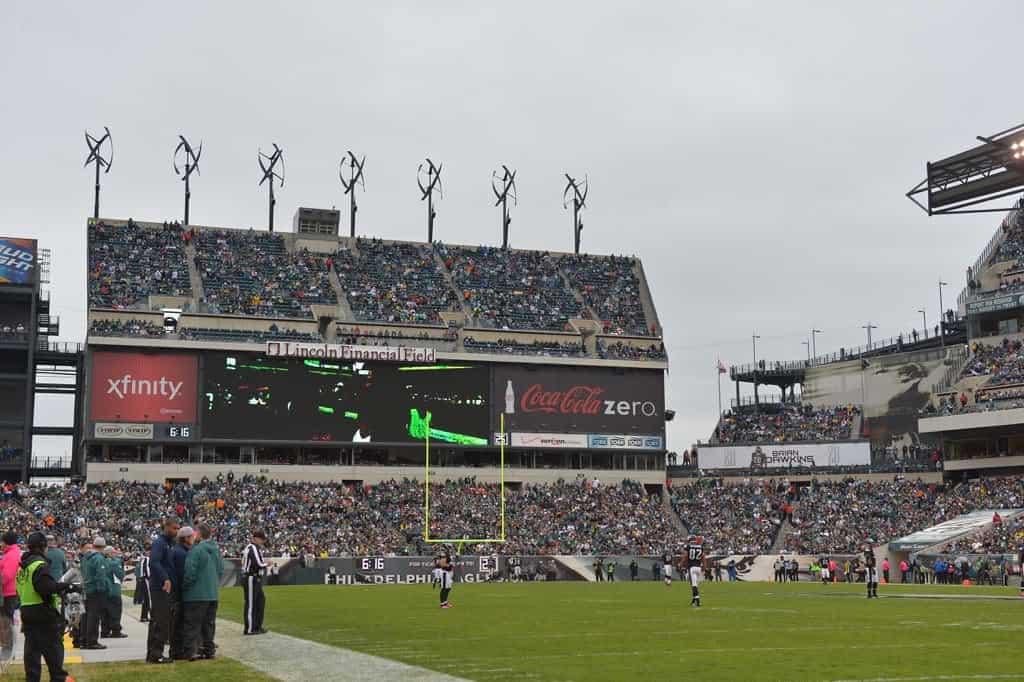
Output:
[[350, 190, 356, 238], [938, 280, 947, 348], [268, 182, 275, 232], [803, 340, 810, 363], [573, 200, 580, 255], [918, 309, 926, 337], [811, 328, 821, 361], [427, 192, 434, 243], [93, 160, 101, 220], [184, 161, 191, 226], [503, 202, 509, 249], [716, 357, 723, 418]]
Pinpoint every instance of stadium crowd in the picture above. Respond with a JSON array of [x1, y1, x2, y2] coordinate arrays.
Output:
[[334, 239, 460, 324], [0, 477, 681, 558], [560, 254, 652, 336], [440, 244, 581, 331], [669, 478, 789, 555], [196, 229, 334, 318], [714, 403, 860, 444], [597, 339, 666, 361], [88, 220, 191, 309], [89, 318, 164, 337], [463, 335, 585, 358]]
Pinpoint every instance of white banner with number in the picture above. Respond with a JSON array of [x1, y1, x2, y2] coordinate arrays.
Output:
[[697, 442, 870, 470]]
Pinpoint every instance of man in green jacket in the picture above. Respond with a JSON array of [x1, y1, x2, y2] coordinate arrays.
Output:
[[182, 524, 224, 661], [101, 546, 126, 638], [79, 537, 109, 650]]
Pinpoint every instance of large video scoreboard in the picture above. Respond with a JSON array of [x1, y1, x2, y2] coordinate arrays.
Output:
[[84, 344, 666, 450]]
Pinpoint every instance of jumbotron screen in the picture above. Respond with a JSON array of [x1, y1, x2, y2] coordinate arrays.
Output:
[[202, 353, 489, 445]]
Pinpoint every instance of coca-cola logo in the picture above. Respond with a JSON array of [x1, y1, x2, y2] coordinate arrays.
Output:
[[518, 383, 658, 418], [521, 384, 605, 415]]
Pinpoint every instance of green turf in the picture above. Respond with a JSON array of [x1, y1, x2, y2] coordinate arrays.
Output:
[[217, 581, 1024, 681], [0, 657, 273, 681]]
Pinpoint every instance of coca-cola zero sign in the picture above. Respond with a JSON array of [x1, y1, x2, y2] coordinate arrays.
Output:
[[495, 366, 664, 435]]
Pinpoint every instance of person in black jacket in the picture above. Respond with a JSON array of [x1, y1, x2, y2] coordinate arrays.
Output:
[[16, 532, 78, 682], [146, 518, 179, 664], [169, 527, 193, 660]]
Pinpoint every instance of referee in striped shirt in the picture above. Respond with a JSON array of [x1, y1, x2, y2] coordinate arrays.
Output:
[[135, 543, 152, 622], [241, 531, 268, 635]]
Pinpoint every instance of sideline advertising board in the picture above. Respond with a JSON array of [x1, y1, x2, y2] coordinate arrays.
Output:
[[697, 441, 870, 470], [266, 341, 436, 364]]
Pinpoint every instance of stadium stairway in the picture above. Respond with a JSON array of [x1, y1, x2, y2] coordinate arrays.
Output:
[[185, 240, 205, 303], [557, 268, 601, 322], [327, 268, 357, 322], [663, 493, 690, 535], [769, 518, 793, 553], [432, 249, 474, 318]]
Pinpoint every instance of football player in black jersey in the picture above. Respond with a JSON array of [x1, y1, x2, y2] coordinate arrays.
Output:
[[864, 547, 878, 598], [686, 535, 704, 607]]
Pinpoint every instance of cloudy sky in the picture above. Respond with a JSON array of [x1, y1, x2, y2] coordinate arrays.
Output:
[[2, 2, 1019, 454]]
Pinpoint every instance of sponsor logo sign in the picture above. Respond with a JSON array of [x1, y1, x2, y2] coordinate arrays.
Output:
[[0, 237, 35, 285], [494, 366, 665, 435], [697, 442, 870, 470], [93, 422, 154, 440], [966, 293, 1024, 315], [89, 352, 198, 422], [510, 432, 589, 448], [266, 342, 436, 364], [587, 434, 663, 450]]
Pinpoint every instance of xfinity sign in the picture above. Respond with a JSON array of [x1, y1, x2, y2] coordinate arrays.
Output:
[[90, 352, 198, 423], [106, 375, 184, 401]]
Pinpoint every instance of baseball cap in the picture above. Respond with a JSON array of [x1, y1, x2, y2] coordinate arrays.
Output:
[[177, 526, 195, 539], [92, 536, 106, 548]]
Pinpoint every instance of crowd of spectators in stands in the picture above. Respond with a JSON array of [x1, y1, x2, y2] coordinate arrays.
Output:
[[89, 318, 164, 337], [0, 476, 681, 558], [960, 338, 1024, 386], [597, 339, 666, 361], [178, 326, 321, 344], [463, 335, 584, 358], [88, 220, 191, 308], [990, 210, 1024, 265], [440, 244, 581, 331], [560, 254, 652, 336], [670, 478, 790, 555], [336, 326, 456, 346], [784, 475, 1024, 554], [714, 403, 860, 444], [197, 229, 334, 318], [942, 511, 1024, 555], [335, 239, 460, 324]]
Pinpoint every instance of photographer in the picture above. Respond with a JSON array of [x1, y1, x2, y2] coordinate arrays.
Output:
[[16, 532, 78, 682]]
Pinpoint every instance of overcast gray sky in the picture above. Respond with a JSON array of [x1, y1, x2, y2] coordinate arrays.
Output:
[[2, 2, 1019, 454]]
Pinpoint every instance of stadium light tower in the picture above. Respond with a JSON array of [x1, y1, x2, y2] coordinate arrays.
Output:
[[258, 144, 285, 232], [862, 322, 878, 350], [418, 158, 442, 243], [917, 309, 927, 336], [492, 165, 517, 249], [84, 127, 113, 220], [563, 173, 588, 254], [339, 151, 366, 238], [173, 135, 202, 226], [811, 328, 822, 360], [908, 121, 1024, 215], [802, 339, 810, 363]]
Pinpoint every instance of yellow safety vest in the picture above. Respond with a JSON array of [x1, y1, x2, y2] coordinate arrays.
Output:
[[16, 558, 60, 610]]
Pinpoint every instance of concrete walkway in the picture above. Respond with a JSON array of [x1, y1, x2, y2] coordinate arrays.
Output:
[[118, 598, 467, 681]]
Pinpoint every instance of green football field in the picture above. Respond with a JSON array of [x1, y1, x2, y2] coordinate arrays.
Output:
[[213, 580, 1023, 681]]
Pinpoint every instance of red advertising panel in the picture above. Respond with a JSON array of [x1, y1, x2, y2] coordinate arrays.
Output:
[[89, 351, 198, 422]]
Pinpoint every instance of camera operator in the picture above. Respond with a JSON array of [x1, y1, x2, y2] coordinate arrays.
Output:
[[16, 532, 79, 682]]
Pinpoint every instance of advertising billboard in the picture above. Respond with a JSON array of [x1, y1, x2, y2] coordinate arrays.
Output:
[[493, 365, 665, 437], [696, 442, 870, 470], [89, 351, 198, 423], [0, 237, 36, 285], [203, 352, 490, 445]]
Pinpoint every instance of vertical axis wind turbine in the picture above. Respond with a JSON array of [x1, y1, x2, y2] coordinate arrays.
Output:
[[84, 127, 113, 220], [338, 151, 366, 238], [258, 144, 285, 232], [563, 173, 588, 254], [173, 135, 202, 225], [492, 165, 517, 249], [418, 158, 443, 243]]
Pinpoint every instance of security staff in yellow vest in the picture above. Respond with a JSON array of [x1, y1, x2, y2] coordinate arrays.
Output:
[[16, 532, 79, 682]]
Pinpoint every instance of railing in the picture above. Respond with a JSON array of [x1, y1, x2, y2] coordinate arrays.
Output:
[[37, 341, 84, 354], [728, 393, 800, 410], [930, 344, 969, 394], [29, 455, 71, 470]]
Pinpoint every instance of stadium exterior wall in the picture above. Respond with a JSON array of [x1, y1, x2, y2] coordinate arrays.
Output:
[[84, 462, 667, 485]]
